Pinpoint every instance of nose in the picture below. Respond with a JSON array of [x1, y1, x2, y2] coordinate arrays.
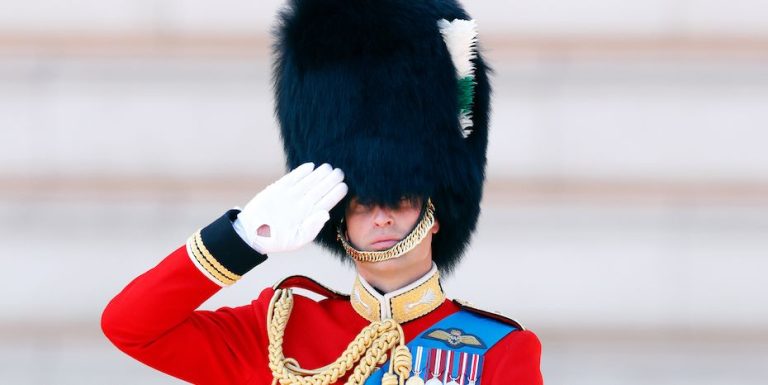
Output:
[[372, 206, 394, 227]]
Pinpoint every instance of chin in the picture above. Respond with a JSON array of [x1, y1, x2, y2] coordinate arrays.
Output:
[[354, 254, 404, 271], [376, 255, 404, 266], [372, 250, 427, 270]]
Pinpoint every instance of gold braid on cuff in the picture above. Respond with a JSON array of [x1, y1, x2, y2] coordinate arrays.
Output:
[[337, 199, 435, 263]]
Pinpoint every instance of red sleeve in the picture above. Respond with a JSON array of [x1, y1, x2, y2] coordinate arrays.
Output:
[[101, 210, 271, 384], [101, 247, 266, 384], [481, 329, 543, 385]]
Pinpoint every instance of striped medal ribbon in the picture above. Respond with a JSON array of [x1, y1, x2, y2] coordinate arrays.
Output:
[[425, 349, 444, 385], [466, 354, 481, 385], [444, 349, 460, 385], [455, 352, 469, 385], [405, 346, 425, 385]]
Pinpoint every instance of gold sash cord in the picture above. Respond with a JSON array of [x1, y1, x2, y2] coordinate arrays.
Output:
[[268, 289, 413, 385]]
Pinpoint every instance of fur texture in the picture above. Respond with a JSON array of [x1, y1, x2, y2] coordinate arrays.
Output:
[[272, 0, 491, 274]]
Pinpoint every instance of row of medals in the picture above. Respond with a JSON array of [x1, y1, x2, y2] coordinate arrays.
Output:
[[403, 347, 481, 385]]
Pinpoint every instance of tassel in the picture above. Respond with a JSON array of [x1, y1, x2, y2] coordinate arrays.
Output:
[[382, 373, 399, 385], [382, 344, 412, 385], [405, 377, 425, 385]]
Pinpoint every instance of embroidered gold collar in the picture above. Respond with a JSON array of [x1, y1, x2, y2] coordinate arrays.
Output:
[[351, 264, 445, 324]]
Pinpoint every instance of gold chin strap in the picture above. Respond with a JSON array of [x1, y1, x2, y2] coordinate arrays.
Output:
[[337, 199, 436, 263], [268, 288, 412, 385]]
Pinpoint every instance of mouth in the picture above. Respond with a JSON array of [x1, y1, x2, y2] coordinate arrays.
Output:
[[369, 238, 400, 250]]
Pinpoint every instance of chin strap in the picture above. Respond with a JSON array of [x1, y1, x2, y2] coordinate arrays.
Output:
[[268, 288, 413, 385], [337, 199, 436, 263]]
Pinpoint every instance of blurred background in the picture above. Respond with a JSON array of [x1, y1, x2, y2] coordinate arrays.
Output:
[[1, 0, 767, 384]]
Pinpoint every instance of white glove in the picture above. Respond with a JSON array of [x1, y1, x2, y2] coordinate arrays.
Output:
[[234, 163, 348, 254]]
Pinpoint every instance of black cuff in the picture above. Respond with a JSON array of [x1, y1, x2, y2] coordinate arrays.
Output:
[[198, 209, 268, 276]]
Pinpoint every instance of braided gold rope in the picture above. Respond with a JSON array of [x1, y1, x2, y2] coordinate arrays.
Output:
[[267, 289, 412, 385], [337, 199, 435, 263]]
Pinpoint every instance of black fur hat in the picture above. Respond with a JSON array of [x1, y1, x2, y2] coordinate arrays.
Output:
[[273, 0, 490, 273]]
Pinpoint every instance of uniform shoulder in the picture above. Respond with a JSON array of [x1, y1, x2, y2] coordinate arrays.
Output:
[[452, 299, 526, 331], [272, 275, 349, 301]]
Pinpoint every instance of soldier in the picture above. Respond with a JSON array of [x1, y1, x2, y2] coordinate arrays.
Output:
[[101, 0, 543, 384]]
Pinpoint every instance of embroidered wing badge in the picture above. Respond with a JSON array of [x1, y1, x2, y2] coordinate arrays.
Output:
[[424, 328, 486, 349]]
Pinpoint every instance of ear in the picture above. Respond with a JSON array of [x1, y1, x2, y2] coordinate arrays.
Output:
[[431, 218, 440, 234]]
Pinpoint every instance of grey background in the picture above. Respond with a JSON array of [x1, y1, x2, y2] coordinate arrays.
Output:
[[1, 1, 767, 384]]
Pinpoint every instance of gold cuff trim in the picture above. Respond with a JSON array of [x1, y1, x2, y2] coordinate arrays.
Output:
[[192, 231, 241, 281], [337, 199, 435, 263], [188, 230, 240, 286]]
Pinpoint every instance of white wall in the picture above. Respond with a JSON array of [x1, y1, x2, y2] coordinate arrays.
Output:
[[2, 1, 768, 35], [1, 1, 767, 384]]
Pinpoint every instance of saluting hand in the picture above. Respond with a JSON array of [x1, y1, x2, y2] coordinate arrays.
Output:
[[235, 163, 348, 254]]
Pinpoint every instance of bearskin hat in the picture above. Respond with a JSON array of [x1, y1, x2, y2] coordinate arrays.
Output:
[[272, 0, 490, 273]]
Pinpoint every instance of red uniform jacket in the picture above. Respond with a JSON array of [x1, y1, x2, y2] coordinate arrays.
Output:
[[101, 210, 542, 384]]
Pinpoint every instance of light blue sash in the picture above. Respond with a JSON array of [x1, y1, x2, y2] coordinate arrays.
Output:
[[364, 310, 517, 384]]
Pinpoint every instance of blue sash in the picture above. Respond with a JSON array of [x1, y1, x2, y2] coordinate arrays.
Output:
[[364, 310, 517, 384]]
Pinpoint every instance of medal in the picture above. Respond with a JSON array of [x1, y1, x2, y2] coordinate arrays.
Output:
[[405, 346, 425, 385], [455, 352, 469, 385], [466, 354, 480, 385], [442, 350, 454, 384], [424, 349, 444, 385]]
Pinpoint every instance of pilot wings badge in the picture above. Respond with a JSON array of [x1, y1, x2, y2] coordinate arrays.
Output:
[[424, 328, 486, 349]]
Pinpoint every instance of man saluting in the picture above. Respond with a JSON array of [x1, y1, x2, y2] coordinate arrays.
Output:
[[102, 0, 543, 384]]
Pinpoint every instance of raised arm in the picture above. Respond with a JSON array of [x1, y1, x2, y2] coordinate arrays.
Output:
[[101, 163, 347, 384]]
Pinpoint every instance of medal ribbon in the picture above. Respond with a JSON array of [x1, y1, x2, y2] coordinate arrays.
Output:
[[442, 349, 453, 383], [468, 354, 480, 384], [413, 346, 424, 378], [458, 352, 468, 385], [364, 310, 517, 385]]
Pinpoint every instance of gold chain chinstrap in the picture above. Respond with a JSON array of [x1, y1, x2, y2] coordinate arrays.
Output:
[[268, 289, 412, 385], [337, 199, 435, 263]]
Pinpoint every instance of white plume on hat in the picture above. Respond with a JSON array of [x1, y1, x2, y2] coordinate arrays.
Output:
[[438, 18, 479, 138]]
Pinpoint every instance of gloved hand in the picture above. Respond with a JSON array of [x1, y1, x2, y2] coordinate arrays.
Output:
[[234, 163, 348, 254]]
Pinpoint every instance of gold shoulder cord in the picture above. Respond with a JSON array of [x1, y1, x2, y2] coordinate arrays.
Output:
[[268, 288, 413, 385]]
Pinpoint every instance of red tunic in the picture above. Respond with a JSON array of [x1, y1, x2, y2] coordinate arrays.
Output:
[[101, 212, 542, 385]]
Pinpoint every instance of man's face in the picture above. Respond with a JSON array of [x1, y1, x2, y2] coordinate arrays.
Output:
[[345, 196, 440, 287], [344, 197, 423, 251]]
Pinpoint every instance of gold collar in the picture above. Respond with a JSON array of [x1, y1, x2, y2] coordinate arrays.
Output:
[[351, 264, 445, 323]]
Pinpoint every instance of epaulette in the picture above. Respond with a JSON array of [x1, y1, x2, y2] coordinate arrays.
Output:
[[453, 299, 526, 331], [272, 275, 349, 300]]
